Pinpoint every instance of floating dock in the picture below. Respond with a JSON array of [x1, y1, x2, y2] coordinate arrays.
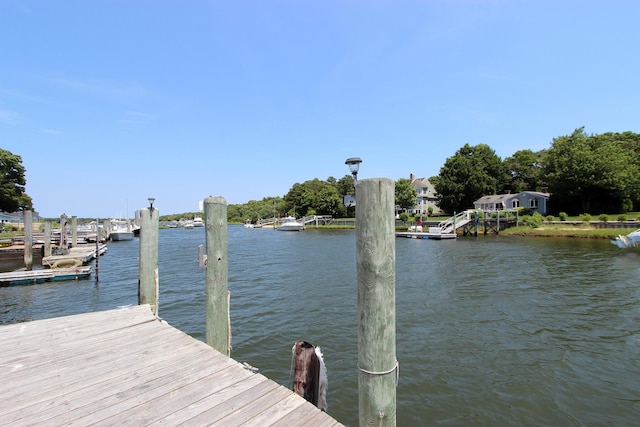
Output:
[[0, 266, 92, 286], [395, 231, 456, 239], [0, 304, 342, 426], [41, 244, 107, 267]]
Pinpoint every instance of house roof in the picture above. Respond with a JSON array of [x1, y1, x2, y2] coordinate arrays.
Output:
[[474, 191, 549, 205], [411, 177, 437, 197]]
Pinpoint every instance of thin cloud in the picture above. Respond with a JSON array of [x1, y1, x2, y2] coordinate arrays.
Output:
[[0, 108, 20, 124], [52, 77, 148, 104]]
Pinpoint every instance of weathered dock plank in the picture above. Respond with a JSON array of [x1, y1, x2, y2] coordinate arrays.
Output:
[[0, 305, 342, 426]]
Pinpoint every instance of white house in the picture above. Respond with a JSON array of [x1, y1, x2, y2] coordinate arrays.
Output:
[[408, 174, 443, 216], [474, 191, 550, 215]]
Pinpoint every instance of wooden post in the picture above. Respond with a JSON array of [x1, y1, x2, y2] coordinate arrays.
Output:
[[95, 218, 100, 282], [204, 196, 230, 356], [23, 210, 33, 270], [138, 207, 159, 315], [59, 214, 67, 252], [292, 340, 321, 406], [71, 216, 78, 248], [44, 220, 52, 258], [356, 178, 397, 426], [102, 219, 110, 241]]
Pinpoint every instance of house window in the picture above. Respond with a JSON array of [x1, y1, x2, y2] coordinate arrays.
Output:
[[530, 199, 538, 209], [512, 200, 520, 209]]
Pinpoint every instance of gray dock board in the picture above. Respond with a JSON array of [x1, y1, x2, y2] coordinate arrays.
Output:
[[0, 304, 342, 426]]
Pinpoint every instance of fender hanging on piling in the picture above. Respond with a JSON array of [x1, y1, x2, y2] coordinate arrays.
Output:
[[291, 340, 328, 411]]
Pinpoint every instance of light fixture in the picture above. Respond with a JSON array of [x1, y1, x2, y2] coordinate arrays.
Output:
[[148, 197, 155, 211], [345, 157, 363, 184]]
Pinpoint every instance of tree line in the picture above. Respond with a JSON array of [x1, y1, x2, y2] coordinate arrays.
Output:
[[432, 128, 640, 215], [3, 128, 639, 220]]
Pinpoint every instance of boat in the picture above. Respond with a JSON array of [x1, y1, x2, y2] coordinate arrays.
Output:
[[277, 216, 305, 231], [183, 220, 194, 229], [110, 220, 134, 241], [244, 220, 254, 229], [193, 217, 204, 227], [611, 229, 640, 248]]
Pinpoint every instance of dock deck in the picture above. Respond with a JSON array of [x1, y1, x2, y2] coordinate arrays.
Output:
[[0, 305, 342, 426], [395, 231, 456, 239]]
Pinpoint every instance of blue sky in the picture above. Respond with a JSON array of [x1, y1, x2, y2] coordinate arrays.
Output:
[[1, 0, 638, 218]]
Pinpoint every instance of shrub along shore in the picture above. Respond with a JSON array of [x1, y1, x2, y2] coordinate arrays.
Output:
[[499, 224, 638, 239]]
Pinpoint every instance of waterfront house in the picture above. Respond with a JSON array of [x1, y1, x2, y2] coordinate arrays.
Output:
[[474, 191, 549, 215], [409, 174, 443, 216]]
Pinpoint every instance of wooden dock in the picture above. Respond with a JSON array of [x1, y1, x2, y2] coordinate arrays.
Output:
[[0, 305, 342, 426], [395, 231, 456, 239], [41, 244, 107, 267]]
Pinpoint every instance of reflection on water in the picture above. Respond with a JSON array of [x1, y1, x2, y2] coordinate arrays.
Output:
[[1, 228, 639, 426]]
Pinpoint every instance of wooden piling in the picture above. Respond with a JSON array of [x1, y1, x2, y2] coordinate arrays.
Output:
[[355, 178, 397, 426], [23, 210, 33, 270], [138, 207, 159, 315], [71, 216, 78, 248], [95, 218, 100, 282], [292, 340, 321, 406], [44, 221, 52, 258], [204, 196, 231, 356]]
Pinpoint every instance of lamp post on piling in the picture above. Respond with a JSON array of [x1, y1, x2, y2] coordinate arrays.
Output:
[[345, 157, 362, 217], [345, 157, 363, 186], [139, 196, 159, 315]]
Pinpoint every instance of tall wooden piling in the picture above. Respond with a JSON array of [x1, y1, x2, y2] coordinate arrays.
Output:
[[71, 216, 78, 248], [23, 210, 33, 270], [355, 178, 397, 426], [95, 218, 100, 282], [44, 221, 52, 257], [204, 196, 230, 356], [138, 207, 159, 315]]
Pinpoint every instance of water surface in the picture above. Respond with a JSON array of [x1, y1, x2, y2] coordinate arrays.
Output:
[[1, 227, 639, 426]]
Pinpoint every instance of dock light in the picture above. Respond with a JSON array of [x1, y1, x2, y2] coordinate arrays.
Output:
[[345, 157, 363, 184], [148, 197, 155, 211]]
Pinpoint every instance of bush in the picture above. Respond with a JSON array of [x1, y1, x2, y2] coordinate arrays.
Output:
[[399, 212, 409, 223], [598, 214, 609, 222], [524, 212, 544, 228], [516, 207, 533, 216], [618, 214, 628, 221], [546, 215, 555, 221], [559, 212, 568, 221], [580, 213, 592, 222]]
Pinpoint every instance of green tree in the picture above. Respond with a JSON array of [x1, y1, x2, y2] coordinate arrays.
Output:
[[0, 148, 32, 212], [284, 178, 343, 217], [395, 178, 417, 213], [545, 128, 640, 214], [503, 149, 546, 193], [434, 143, 505, 214], [335, 174, 355, 197]]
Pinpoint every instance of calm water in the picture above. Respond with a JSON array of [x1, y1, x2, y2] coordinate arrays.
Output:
[[1, 227, 639, 426]]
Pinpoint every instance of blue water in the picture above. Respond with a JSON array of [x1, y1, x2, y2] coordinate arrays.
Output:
[[1, 227, 640, 426]]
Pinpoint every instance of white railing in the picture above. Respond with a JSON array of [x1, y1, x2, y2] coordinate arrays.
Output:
[[438, 210, 474, 234]]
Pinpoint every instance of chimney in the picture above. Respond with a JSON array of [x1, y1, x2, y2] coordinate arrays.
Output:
[[410, 173, 415, 181]]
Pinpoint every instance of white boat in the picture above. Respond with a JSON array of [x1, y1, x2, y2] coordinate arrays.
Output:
[[110, 219, 134, 241], [244, 220, 254, 229], [183, 220, 194, 229], [277, 216, 304, 231], [611, 229, 640, 248], [193, 217, 204, 227]]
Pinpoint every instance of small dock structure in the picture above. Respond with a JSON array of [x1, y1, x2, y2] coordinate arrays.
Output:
[[0, 304, 342, 426], [41, 244, 107, 268]]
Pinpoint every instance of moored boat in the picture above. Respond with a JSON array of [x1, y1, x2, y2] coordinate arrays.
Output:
[[277, 216, 304, 231], [110, 220, 134, 241], [611, 229, 640, 248], [193, 217, 204, 227]]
